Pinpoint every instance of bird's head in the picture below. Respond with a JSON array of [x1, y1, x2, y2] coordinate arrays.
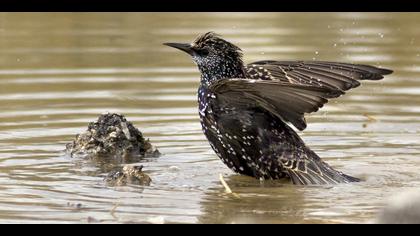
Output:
[[164, 32, 245, 84]]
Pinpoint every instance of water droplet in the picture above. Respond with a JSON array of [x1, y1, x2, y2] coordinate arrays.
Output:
[[168, 166, 180, 171]]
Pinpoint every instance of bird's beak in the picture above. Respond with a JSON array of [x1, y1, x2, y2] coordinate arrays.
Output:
[[163, 42, 195, 55]]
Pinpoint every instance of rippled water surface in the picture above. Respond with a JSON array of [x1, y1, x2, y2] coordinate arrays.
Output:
[[0, 13, 419, 223]]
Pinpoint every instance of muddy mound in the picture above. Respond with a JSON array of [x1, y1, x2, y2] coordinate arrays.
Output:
[[66, 113, 159, 158], [105, 165, 152, 186]]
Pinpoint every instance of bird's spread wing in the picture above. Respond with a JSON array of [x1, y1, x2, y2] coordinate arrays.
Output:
[[209, 79, 344, 131], [245, 60, 393, 91]]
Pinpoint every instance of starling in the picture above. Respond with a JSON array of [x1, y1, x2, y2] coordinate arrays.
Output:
[[164, 32, 393, 185]]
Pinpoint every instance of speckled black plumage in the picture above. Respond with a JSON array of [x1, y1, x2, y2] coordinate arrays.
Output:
[[165, 32, 393, 185]]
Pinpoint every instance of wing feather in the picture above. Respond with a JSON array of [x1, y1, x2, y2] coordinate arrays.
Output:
[[209, 79, 343, 130], [210, 61, 392, 131], [246, 60, 392, 91]]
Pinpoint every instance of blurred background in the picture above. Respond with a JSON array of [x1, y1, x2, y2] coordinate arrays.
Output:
[[0, 12, 419, 223]]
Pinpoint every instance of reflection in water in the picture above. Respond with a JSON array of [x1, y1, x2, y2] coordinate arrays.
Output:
[[0, 12, 419, 223], [198, 176, 310, 224]]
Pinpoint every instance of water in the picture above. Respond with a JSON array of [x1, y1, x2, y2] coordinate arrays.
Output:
[[0, 12, 419, 223]]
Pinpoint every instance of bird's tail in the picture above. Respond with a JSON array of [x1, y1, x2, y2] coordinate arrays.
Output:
[[285, 155, 360, 185]]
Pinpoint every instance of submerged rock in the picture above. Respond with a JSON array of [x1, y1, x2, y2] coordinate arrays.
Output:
[[105, 165, 152, 186], [376, 190, 420, 224], [66, 113, 159, 158]]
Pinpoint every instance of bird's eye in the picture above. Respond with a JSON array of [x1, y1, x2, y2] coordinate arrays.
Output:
[[199, 48, 209, 56]]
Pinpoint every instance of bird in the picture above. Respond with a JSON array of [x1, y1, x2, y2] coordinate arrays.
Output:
[[164, 32, 393, 185]]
